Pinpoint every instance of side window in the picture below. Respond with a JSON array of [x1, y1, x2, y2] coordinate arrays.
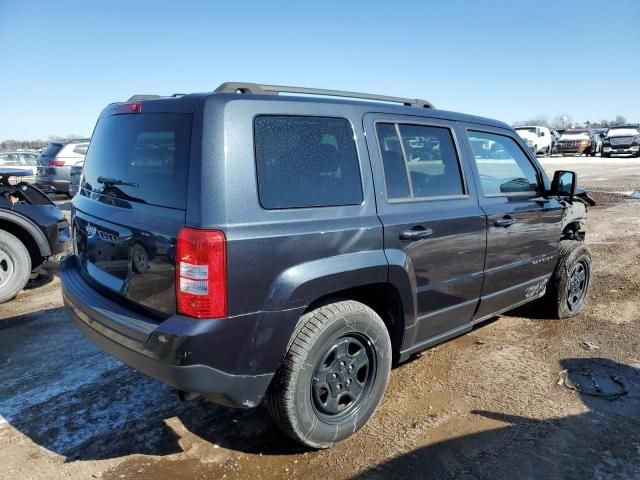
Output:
[[467, 131, 539, 195], [73, 144, 89, 155], [375, 122, 465, 200], [0, 153, 21, 166], [375, 123, 410, 199], [22, 154, 37, 166], [254, 116, 363, 209]]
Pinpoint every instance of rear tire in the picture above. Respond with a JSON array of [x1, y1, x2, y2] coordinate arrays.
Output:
[[267, 300, 392, 448], [543, 240, 592, 319], [0, 230, 32, 303]]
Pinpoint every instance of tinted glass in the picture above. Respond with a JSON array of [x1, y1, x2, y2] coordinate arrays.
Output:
[[398, 124, 464, 197], [468, 131, 539, 195], [81, 113, 192, 209], [376, 123, 410, 199], [73, 144, 89, 155], [254, 116, 362, 209], [40, 143, 63, 158]]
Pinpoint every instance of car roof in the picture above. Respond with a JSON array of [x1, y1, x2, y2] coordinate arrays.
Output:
[[119, 82, 513, 132]]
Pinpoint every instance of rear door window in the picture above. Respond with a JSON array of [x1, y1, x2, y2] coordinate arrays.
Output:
[[467, 131, 540, 195], [375, 122, 465, 200], [81, 113, 192, 209], [254, 116, 363, 209], [73, 144, 89, 155], [0, 153, 22, 166]]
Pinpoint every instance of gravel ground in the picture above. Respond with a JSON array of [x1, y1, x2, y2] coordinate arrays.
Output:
[[0, 156, 639, 480]]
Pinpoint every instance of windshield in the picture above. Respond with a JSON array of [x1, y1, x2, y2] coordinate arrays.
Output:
[[559, 130, 590, 140], [607, 128, 639, 137], [81, 113, 192, 209]]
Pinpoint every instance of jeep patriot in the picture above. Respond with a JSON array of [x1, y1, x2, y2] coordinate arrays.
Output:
[[61, 82, 594, 448]]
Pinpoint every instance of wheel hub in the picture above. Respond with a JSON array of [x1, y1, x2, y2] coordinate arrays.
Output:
[[311, 335, 375, 421], [567, 260, 589, 312], [0, 246, 15, 288]]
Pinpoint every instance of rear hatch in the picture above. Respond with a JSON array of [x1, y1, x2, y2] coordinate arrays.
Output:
[[37, 142, 64, 176], [73, 104, 193, 317]]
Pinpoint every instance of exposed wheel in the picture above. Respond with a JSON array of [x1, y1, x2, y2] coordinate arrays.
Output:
[[544, 240, 592, 318], [0, 230, 32, 303], [267, 300, 392, 448]]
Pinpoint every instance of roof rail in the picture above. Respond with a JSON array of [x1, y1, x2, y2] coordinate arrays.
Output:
[[214, 82, 434, 109]]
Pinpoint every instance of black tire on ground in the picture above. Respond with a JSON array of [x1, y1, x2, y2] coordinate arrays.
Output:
[[0, 230, 32, 303], [602, 152, 611, 158], [267, 300, 392, 449], [544, 240, 592, 319]]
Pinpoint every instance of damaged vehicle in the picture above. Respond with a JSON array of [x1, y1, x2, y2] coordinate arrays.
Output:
[[61, 83, 594, 449], [0, 169, 70, 303]]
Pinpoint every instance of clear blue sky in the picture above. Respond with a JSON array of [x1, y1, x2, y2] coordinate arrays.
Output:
[[1, 0, 638, 139]]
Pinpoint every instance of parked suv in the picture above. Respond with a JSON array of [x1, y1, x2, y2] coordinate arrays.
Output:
[[36, 139, 90, 194], [514, 125, 553, 156], [61, 83, 594, 448], [1, 168, 70, 303], [554, 129, 593, 155], [601, 125, 640, 157]]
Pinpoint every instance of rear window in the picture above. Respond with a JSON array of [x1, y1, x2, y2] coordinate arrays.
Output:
[[40, 143, 63, 157], [73, 144, 89, 155], [81, 113, 192, 209], [254, 116, 363, 209]]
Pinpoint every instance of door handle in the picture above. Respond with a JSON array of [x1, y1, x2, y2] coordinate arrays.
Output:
[[399, 227, 433, 241], [494, 216, 517, 227]]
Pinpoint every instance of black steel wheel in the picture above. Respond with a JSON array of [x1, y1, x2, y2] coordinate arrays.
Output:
[[311, 334, 376, 423], [267, 300, 392, 448], [543, 240, 592, 318]]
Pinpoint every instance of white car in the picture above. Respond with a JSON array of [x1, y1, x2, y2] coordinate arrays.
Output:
[[0, 151, 38, 182], [514, 126, 553, 156]]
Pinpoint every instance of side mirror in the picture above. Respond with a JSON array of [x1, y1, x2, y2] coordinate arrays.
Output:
[[550, 170, 577, 199], [539, 131, 545, 137], [599, 133, 606, 139]]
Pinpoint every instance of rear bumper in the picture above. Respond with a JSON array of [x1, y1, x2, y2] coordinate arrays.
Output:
[[60, 255, 281, 408]]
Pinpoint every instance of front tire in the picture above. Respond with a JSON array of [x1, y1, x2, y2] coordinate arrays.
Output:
[[544, 240, 592, 318], [267, 300, 392, 448], [0, 230, 32, 303]]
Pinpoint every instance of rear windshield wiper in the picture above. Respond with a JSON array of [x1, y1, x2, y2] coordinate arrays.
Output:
[[97, 176, 139, 187]]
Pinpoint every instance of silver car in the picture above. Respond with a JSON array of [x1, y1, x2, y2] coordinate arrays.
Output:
[[36, 139, 89, 194]]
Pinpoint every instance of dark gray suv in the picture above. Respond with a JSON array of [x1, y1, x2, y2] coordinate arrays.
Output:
[[61, 83, 594, 448]]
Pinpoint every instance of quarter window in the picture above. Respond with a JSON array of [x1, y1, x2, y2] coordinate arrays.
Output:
[[468, 131, 539, 195], [376, 123, 465, 200], [254, 116, 363, 209]]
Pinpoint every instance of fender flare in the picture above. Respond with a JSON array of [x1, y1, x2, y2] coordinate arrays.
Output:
[[0, 210, 51, 258], [264, 250, 390, 310]]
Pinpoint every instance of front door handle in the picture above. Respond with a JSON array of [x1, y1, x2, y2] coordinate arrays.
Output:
[[399, 227, 433, 241], [494, 216, 517, 227]]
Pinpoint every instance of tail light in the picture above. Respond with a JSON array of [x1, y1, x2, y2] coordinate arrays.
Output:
[[51, 160, 66, 166], [176, 227, 227, 319]]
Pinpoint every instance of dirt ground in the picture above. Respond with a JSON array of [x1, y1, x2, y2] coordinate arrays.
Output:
[[0, 157, 639, 480]]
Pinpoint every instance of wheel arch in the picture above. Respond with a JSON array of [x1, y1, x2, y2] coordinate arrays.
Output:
[[0, 211, 50, 268]]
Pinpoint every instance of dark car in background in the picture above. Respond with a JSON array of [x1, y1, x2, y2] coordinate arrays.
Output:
[[0, 168, 70, 303], [555, 129, 592, 155], [601, 125, 640, 157], [36, 139, 89, 194]]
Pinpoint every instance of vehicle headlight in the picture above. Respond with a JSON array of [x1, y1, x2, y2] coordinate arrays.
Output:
[[632, 137, 640, 146]]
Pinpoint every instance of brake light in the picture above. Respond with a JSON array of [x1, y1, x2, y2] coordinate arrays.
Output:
[[176, 228, 227, 319], [51, 160, 66, 166], [114, 102, 143, 114]]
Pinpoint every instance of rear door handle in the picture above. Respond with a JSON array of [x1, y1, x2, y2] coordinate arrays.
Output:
[[494, 216, 517, 227], [399, 227, 433, 241]]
